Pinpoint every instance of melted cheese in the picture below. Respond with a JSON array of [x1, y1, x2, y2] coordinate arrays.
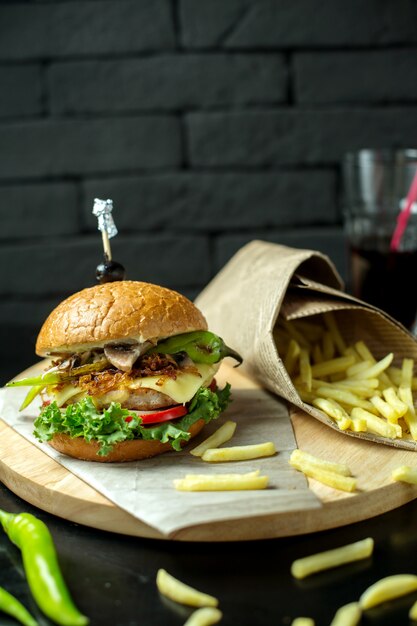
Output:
[[51, 363, 218, 407], [128, 363, 218, 404], [52, 384, 84, 408]]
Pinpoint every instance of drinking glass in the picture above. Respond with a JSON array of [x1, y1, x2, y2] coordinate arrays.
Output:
[[343, 149, 417, 330]]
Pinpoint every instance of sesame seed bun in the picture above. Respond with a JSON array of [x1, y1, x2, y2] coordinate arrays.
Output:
[[35, 281, 208, 356]]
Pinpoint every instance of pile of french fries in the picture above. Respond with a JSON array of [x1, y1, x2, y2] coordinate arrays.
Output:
[[275, 311, 417, 443]]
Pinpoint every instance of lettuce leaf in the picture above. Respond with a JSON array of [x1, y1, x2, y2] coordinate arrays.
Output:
[[33, 384, 231, 457]]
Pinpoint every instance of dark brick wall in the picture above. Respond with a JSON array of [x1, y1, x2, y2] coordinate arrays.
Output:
[[1, 0, 417, 380]]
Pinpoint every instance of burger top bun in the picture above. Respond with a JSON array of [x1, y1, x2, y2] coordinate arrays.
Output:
[[36, 280, 208, 356]]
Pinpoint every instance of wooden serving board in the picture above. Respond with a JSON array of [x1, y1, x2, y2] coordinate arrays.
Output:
[[1, 363, 417, 541]]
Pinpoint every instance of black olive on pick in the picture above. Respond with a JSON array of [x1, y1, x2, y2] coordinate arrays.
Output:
[[96, 259, 126, 283]]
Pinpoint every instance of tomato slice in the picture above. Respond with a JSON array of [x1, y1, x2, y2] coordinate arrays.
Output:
[[208, 378, 217, 392], [126, 405, 188, 425]]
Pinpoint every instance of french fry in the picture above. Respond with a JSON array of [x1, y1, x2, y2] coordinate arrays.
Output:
[[310, 377, 379, 396], [290, 449, 352, 477], [201, 442, 276, 463], [279, 318, 310, 349], [350, 416, 367, 432], [336, 378, 380, 390], [348, 353, 394, 380], [284, 339, 301, 376], [343, 346, 360, 362], [333, 382, 380, 398], [295, 386, 317, 404], [322, 331, 335, 360], [403, 413, 417, 438], [329, 602, 361, 626], [310, 355, 355, 379], [156, 569, 218, 608], [358, 352, 394, 378], [299, 349, 312, 391], [403, 409, 417, 441], [381, 387, 408, 419], [312, 397, 351, 430], [190, 421, 237, 458], [369, 395, 398, 422], [392, 465, 417, 484], [387, 366, 417, 390], [398, 379, 417, 440], [289, 453, 357, 492], [334, 417, 353, 431], [293, 319, 324, 342], [399, 385, 415, 412], [399, 385, 415, 413], [401, 358, 414, 389], [398, 359, 416, 402], [312, 343, 323, 365], [346, 360, 373, 378], [291, 619, 315, 626], [359, 574, 417, 609], [355, 341, 392, 387], [174, 471, 269, 492], [183, 608, 223, 626], [410, 599, 417, 620], [329, 372, 346, 383], [350, 407, 402, 439], [354, 341, 373, 362], [315, 387, 377, 413], [291, 538, 374, 579], [324, 311, 347, 355]]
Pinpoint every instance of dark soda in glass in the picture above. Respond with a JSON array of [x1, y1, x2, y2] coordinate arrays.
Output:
[[350, 237, 417, 329]]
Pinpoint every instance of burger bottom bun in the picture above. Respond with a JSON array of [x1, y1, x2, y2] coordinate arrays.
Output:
[[48, 419, 206, 463]]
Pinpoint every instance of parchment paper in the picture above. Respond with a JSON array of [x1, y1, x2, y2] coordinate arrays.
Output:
[[0, 368, 321, 537], [196, 240, 417, 451]]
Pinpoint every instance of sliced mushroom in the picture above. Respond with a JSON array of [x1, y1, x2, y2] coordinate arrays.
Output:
[[104, 341, 153, 372]]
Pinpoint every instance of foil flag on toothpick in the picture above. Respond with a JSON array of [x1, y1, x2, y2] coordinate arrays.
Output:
[[92, 198, 126, 282], [92, 198, 118, 239]]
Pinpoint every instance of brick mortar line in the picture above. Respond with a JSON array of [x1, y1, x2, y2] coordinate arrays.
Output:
[[3, 43, 417, 65]]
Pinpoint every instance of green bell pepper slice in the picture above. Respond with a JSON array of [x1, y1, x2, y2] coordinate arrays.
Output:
[[146, 331, 242, 366]]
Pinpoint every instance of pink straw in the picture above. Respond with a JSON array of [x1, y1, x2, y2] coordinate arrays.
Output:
[[390, 168, 417, 251]]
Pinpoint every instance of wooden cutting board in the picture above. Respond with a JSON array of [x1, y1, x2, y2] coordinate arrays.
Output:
[[1, 362, 417, 542]]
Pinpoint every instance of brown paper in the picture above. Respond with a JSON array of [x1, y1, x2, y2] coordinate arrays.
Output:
[[196, 240, 417, 451]]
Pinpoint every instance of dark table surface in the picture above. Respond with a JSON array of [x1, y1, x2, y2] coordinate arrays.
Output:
[[2, 362, 417, 626], [0, 474, 417, 626]]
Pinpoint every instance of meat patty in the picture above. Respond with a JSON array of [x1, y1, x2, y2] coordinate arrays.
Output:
[[118, 388, 175, 411], [66, 386, 176, 412]]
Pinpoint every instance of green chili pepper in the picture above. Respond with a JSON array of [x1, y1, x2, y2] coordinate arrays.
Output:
[[0, 586, 38, 626], [6, 358, 109, 389], [0, 510, 89, 626], [146, 331, 243, 366], [19, 385, 46, 411], [6, 372, 64, 387]]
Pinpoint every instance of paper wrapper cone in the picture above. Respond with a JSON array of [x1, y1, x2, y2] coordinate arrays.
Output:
[[195, 240, 417, 451]]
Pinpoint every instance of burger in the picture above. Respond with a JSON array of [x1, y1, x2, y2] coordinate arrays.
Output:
[[8, 281, 241, 462]]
